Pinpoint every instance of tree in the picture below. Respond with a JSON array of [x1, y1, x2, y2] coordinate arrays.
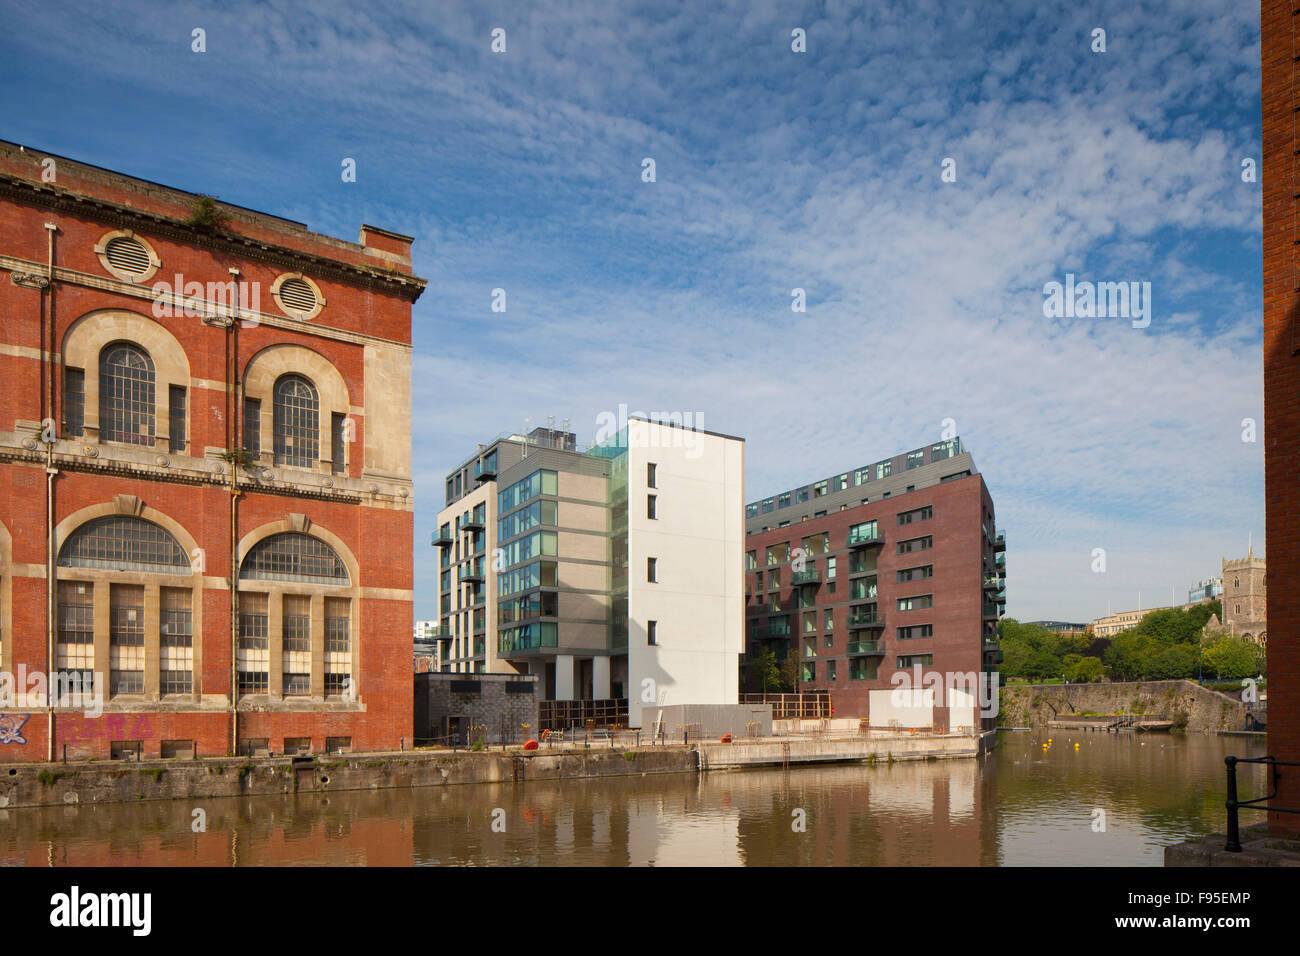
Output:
[[1202, 635, 1260, 680], [1064, 654, 1105, 683]]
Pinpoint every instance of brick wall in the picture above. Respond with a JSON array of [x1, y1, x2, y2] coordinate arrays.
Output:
[[1261, 0, 1300, 833]]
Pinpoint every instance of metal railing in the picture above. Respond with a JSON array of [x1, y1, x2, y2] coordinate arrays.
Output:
[[538, 698, 628, 732], [1224, 754, 1300, 851], [740, 692, 831, 719]]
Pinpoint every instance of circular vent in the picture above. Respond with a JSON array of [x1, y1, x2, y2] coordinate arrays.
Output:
[[278, 277, 318, 314], [104, 236, 152, 277]]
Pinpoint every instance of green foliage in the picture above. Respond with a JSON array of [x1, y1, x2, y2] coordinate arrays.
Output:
[[471, 737, 485, 752], [185, 194, 229, 230], [1201, 635, 1261, 681], [999, 619, 1101, 681], [1064, 654, 1105, 682], [743, 645, 788, 694]]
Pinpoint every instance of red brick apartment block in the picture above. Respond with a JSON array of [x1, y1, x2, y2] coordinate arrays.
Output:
[[744, 438, 1001, 727], [0, 142, 425, 761], [1262, 0, 1300, 834]]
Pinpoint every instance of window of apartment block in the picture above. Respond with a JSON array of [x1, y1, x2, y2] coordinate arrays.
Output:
[[109, 584, 145, 696], [56, 580, 94, 696], [803, 636, 817, 657], [160, 586, 193, 695], [898, 654, 934, 668], [237, 592, 270, 695], [801, 532, 829, 556], [647, 462, 657, 488], [898, 624, 933, 640], [802, 662, 816, 682], [647, 557, 657, 582], [243, 397, 261, 454], [63, 367, 85, 437], [803, 611, 817, 633], [897, 535, 933, 554], [854, 467, 872, 485], [897, 505, 932, 525], [648, 620, 657, 646], [768, 595, 782, 613], [766, 543, 789, 565], [824, 609, 834, 631], [813, 480, 828, 498], [849, 658, 878, 680], [746, 550, 757, 571], [849, 549, 877, 574], [827, 660, 837, 681], [848, 520, 878, 545], [850, 577, 877, 601], [897, 594, 933, 611], [798, 587, 816, 608], [876, 460, 891, 480], [325, 597, 351, 697], [826, 556, 836, 579], [897, 565, 933, 583], [168, 385, 187, 454], [647, 494, 657, 519], [778, 492, 791, 508], [906, 450, 924, 469], [761, 497, 775, 514]]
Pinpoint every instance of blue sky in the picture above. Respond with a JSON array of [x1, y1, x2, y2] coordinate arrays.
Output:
[[0, 0, 1264, 624]]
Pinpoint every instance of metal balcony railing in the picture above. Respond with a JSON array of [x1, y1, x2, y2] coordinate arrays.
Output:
[[1225, 755, 1300, 851]]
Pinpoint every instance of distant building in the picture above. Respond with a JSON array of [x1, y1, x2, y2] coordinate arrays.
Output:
[[414, 620, 446, 673], [1188, 577, 1224, 605], [1089, 606, 1174, 638], [1222, 550, 1266, 647], [1028, 621, 1087, 635]]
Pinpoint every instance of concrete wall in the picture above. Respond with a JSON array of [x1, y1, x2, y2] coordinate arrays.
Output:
[[641, 703, 772, 738], [998, 680, 1247, 733], [0, 746, 698, 810], [627, 421, 744, 727]]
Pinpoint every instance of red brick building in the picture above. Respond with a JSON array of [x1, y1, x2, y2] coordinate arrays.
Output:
[[0, 141, 425, 762], [743, 438, 1001, 726], [1261, 0, 1300, 833]]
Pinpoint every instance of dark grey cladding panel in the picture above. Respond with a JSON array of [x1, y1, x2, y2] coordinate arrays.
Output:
[[744, 452, 978, 535]]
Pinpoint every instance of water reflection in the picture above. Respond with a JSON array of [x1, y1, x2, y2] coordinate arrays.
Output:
[[0, 731, 1265, 866]]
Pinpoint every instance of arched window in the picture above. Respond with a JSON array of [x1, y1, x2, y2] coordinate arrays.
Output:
[[240, 532, 349, 585], [274, 374, 318, 468], [58, 516, 189, 574], [99, 342, 155, 445]]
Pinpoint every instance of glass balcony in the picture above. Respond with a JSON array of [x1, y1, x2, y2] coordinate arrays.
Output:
[[474, 460, 497, 482], [983, 635, 1000, 648], [461, 517, 485, 532], [432, 530, 453, 548], [983, 603, 1000, 619], [993, 531, 1006, 553], [847, 640, 885, 656], [460, 568, 484, 584], [760, 622, 791, 639], [993, 588, 1006, 604], [848, 526, 885, 548], [982, 572, 1000, 590], [791, 567, 821, 586], [847, 611, 884, 629], [993, 552, 1006, 570]]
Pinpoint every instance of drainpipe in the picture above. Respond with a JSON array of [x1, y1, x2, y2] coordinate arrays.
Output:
[[228, 269, 241, 756], [44, 222, 57, 763]]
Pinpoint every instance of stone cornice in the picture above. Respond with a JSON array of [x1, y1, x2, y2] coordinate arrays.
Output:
[[0, 174, 428, 301]]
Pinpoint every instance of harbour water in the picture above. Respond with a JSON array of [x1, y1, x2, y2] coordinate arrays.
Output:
[[0, 731, 1265, 866]]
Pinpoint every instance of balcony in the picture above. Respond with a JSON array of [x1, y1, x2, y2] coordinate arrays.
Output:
[[847, 640, 885, 656], [432, 530, 453, 548], [993, 531, 1006, 553], [460, 568, 484, 584], [474, 461, 497, 482], [993, 588, 1006, 604], [993, 552, 1006, 570], [791, 567, 821, 586], [759, 622, 791, 639], [983, 603, 1000, 619], [983, 635, 1000, 648], [848, 527, 885, 549], [982, 572, 1000, 590], [461, 518, 485, 532], [847, 611, 885, 629]]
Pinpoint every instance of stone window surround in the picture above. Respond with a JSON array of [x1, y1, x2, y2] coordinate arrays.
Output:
[[269, 272, 327, 322], [93, 229, 162, 284], [242, 343, 352, 477]]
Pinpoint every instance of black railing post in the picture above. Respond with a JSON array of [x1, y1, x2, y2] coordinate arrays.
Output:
[[1225, 756, 1242, 852]]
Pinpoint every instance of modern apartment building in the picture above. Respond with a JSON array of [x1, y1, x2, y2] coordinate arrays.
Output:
[[1188, 578, 1224, 605], [0, 141, 425, 761], [742, 437, 1002, 722], [434, 417, 744, 728]]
